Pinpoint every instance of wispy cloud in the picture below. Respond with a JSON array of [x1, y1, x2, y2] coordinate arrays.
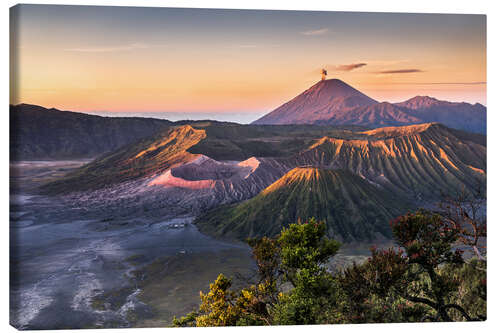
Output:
[[236, 44, 259, 49], [375, 69, 423, 74], [363, 59, 411, 66], [227, 43, 280, 49], [64, 43, 163, 53], [300, 28, 329, 36], [411, 81, 486, 85], [333, 63, 367, 72]]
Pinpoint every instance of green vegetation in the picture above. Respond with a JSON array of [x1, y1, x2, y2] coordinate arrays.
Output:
[[195, 168, 410, 242], [174, 210, 486, 326]]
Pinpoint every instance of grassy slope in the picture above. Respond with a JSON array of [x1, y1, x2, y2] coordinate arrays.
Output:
[[195, 168, 410, 242]]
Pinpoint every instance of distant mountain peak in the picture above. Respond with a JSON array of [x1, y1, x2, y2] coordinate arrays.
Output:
[[252, 79, 486, 134], [409, 95, 439, 102], [398, 95, 442, 109], [252, 79, 378, 125]]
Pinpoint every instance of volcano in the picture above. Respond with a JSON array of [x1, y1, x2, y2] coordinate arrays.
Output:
[[252, 79, 486, 134], [194, 167, 408, 242], [252, 79, 378, 125]]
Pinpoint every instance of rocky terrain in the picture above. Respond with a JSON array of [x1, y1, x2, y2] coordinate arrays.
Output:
[[37, 121, 485, 242], [287, 123, 486, 200]]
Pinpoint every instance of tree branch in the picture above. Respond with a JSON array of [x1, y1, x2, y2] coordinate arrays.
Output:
[[443, 304, 475, 321]]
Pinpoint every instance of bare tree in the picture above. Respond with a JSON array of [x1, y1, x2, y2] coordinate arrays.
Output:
[[438, 185, 486, 261]]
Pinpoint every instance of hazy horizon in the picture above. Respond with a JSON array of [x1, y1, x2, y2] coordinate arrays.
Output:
[[81, 110, 268, 124], [15, 81, 487, 124]]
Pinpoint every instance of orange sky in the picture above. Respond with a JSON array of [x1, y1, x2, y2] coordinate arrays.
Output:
[[10, 6, 486, 121]]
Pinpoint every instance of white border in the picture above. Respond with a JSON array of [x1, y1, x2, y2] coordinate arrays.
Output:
[[2, 1, 498, 333]]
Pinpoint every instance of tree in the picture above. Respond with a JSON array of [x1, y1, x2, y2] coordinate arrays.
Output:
[[173, 219, 341, 326], [338, 210, 484, 322], [388, 210, 480, 321], [337, 247, 426, 323], [271, 219, 341, 324], [172, 274, 241, 327], [278, 218, 340, 277], [246, 236, 281, 301], [173, 212, 485, 326], [438, 187, 486, 261]]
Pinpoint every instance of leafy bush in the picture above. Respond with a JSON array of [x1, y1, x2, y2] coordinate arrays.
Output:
[[173, 212, 486, 326]]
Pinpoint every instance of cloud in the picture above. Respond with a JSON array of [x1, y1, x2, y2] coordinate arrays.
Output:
[[333, 63, 367, 72], [236, 44, 258, 49], [65, 43, 160, 53], [300, 28, 329, 36], [228, 43, 280, 49], [363, 59, 411, 66], [411, 81, 486, 85], [375, 69, 423, 74]]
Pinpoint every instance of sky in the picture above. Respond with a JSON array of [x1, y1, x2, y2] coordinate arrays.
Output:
[[10, 5, 486, 123]]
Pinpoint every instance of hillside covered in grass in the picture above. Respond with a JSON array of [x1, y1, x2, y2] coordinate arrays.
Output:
[[195, 167, 410, 242]]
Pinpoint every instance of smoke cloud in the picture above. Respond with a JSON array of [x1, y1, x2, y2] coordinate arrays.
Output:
[[301, 28, 329, 36], [376, 69, 423, 74], [321, 68, 328, 80], [334, 63, 367, 72]]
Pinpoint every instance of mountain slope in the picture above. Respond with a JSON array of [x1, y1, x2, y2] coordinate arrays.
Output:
[[10, 103, 173, 160], [289, 123, 486, 200], [195, 168, 409, 242], [395, 96, 486, 134], [11, 103, 368, 161], [323, 102, 422, 127], [39, 125, 206, 194], [41, 121, 486, 204], [252, 80, 486, 134], [252, 79, 378, 125]]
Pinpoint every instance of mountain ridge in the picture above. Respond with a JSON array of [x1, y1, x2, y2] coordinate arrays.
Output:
[[37, 121, 486, 243], [41, 121, 486, 205], [10, 103, 174, 160], [252, 79, 486, 134], [289, 122, 485, 200], [39, 125, 207, 194], [194, 167, 409, 242]]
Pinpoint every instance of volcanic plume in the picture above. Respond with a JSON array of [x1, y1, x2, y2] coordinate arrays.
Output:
[[321, 68, 327, 80]]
